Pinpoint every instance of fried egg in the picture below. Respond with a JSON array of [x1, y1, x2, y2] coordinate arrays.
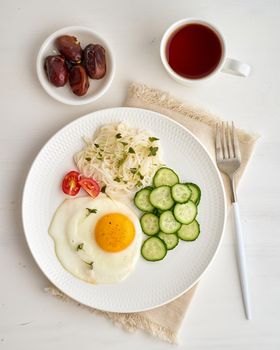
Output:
[[49, 195, 142, 284]]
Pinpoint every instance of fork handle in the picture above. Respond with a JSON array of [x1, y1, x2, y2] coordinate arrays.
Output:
[[232, 202, 252, 320]]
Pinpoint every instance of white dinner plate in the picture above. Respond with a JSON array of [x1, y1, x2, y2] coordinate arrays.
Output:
[[22, 107, 226, 313]]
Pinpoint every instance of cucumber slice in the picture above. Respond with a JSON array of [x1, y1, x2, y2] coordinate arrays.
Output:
[[174, 201, 197, 224], [186, 183, 201, 205], [159, 210, 181, 234], [177, 220, 200, 241], [141, 237, 167, 261], [150, 186, 174, 210], [134, 187, 155, 212], [158, 232, 179, 250], [171, 184, 192, 203], [153, 167, 179, 187], [140, 213, 159, 235]]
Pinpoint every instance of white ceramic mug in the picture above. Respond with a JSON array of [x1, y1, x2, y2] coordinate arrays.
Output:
[[160, 18, 251, 85]]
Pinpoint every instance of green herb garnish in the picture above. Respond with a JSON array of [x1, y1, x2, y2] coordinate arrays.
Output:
[[96, 153, 103, 160], [86, 208, 97, 216], [136, 181, 143, 187], [149, 137, 159, 142], [76, 243, 84, 251], [148, 146, 159, 157], [94, 143, 100, 148], [130, 168, 137, 174], [121, 142, 128, 146], [116, 133, 122, 139], [101, 185, 106, 193], [84, 261, 94, 269], [85, 157, 91, 162], [138, 172, 144, 180], [114, 177, 121, 182], [128, 147, 135, 154], [118, 154, 127, 166]]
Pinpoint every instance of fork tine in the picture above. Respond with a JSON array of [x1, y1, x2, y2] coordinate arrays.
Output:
[[232, 122, 241, 160], [222, 122, 229, 158], [215, 123, 223, 161], [227, 122, 234, 158]]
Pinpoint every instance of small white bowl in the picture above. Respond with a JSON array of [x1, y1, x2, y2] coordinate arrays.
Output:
[[36, 26, 115, 105]]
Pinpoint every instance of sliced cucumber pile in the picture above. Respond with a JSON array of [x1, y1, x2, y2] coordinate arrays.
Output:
[[134, 167, 202, 262]]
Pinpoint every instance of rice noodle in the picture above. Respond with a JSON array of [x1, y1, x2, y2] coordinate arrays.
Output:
[[74, 123, 163, 199]]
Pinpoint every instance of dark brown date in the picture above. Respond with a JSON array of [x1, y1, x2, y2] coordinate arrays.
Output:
[[83, 44, 106, 79], [69, 65, 89, 96], [44, 55, 68, 87], [56, 35, 82, 63]]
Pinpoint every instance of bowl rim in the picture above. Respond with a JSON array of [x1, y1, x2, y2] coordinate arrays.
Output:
[[36, 25, 115, 105]]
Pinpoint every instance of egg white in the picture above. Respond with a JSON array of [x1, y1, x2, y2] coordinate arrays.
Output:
[[49, 195, 142, 284]]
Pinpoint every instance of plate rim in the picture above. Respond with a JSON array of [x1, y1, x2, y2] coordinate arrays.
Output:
[[22, 106, 227, 312]]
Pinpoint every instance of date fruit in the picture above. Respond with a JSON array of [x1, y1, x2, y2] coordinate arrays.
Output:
[[83, 44, 106, 79], [69, 65, 89, 96], [56, 35, 82, 63], [44, 55, 68, 87]]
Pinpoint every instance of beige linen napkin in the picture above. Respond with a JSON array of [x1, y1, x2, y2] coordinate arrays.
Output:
[[46, 83, 258, 343]]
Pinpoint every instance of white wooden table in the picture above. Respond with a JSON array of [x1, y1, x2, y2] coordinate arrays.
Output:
[[1, 0, 279, 349]]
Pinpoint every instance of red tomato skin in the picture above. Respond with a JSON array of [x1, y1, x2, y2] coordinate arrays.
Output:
[[78, 178, 100, 198], [62, 171, 81, 196]]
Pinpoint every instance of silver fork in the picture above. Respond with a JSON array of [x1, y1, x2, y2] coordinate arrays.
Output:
[[216, 122, 251, 320]]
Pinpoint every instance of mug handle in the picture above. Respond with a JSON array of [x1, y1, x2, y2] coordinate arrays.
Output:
[[222, 58, 251, 77]]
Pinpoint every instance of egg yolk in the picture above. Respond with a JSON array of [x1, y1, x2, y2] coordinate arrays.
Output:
[[95, 213, 135, 252]]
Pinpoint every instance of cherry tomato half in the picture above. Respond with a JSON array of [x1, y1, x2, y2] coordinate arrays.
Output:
[[79, 178, 100, 198], [62, 171, 81, 196]]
